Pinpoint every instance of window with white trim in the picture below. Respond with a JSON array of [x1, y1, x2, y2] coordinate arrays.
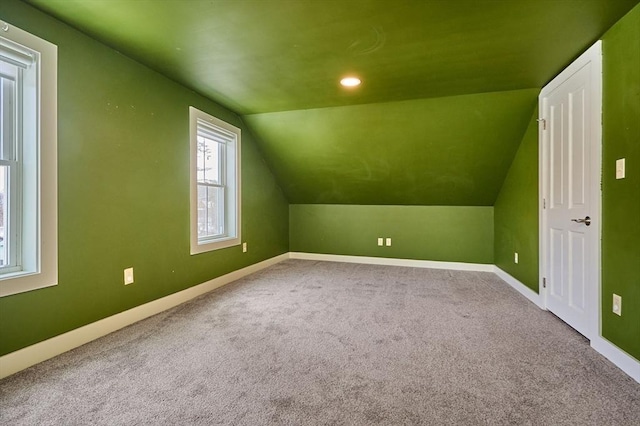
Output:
[[0, 21, 57, 297], [189, 107, 240, 254]]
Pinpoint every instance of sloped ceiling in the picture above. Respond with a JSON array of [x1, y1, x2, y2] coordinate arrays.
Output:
[[23, 0, 639, 205], [246, 89, 538, 205]]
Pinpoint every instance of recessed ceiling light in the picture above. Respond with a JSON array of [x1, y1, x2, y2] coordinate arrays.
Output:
[[340, 77, 361, 87]]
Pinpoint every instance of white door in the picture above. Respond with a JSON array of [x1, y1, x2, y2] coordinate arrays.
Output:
[[540, 41, 601, 339]]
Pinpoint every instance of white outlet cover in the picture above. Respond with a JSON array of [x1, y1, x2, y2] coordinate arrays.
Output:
[[616, 158, 625, 179], [377, 238, 383, 246], [514, 252, 519, 264], [242, 242, 247, 253], [385, 238, 392, 247], [124, 267, 134, 285], [613, 293, 622, 316]]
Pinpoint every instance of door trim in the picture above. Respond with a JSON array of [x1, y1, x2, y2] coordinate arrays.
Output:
[[539, 40, 602, 340]]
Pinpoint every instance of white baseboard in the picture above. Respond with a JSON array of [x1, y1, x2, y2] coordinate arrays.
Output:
[[289, 252, 495, 272], [493, 266, 544, 308], [591, 336, 640, 383], [492, 266, 639, 383], [3, 251, 638, 384], [301, 255, 640, 382], [0, 253, 289, 379]]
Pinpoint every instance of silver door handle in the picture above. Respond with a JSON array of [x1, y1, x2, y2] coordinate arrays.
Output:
[[571, 216, 591, 226]]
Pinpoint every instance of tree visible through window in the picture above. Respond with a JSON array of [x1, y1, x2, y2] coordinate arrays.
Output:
[[0, 20, 58, 297], [190, 107, 240, 254], [197, 131, 225, 239]]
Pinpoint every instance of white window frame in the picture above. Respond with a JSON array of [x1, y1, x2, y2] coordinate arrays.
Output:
[[0, 21, 58, 297], [189, 107, 241, 254]]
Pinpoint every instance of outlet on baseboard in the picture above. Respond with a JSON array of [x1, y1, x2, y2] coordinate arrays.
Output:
[[613, 294, 622, 316], [124, 267, 134, 285]]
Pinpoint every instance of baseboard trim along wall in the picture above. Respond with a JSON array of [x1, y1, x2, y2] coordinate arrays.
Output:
[[289, 252, 495, 272], [2, 251, 638, 383], [493, 267, 639, 383], [591, 336, 640, 383], [0, 253, 289, 379], [493, 267, 544, 309], [294, 253, 639, 382]]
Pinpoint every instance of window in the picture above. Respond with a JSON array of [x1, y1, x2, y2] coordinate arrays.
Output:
[[0, 21, 57, 297], [189, 107, 240, 254]]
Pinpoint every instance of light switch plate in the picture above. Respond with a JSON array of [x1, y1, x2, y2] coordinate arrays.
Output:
[[616, 158, 625, 179]]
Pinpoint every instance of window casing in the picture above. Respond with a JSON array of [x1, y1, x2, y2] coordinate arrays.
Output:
[[0, 21, 57, 297], [189, 107, 240, 254]]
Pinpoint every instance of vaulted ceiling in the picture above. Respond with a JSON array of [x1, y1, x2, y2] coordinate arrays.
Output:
[[25, 0, 639, 205], [246, 89, 538, 205]]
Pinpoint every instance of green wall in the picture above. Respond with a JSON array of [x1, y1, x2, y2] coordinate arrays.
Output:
[[0, 0, 289, 356], [290, 205, 493, 264], [494, 109, 539, 291], [1, 0, 637, 366], [246, 90, 537, 206], [601, 4, 640, 360], [493, 4, 640, 360]]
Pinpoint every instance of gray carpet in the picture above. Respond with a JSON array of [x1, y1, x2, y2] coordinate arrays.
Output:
[[1, 259, 639, 425]]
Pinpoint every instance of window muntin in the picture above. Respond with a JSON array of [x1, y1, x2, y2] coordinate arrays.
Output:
[[0, 21, 57, 297], [190, 107, 240, 254]]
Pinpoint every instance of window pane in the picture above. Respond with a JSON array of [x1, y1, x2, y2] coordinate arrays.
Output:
[[0, 73, 16, 161], [0, 165, 7, 267], [196, 136, 223, 185], [197, 184, 225, 239], [0, 21, 58, 296]]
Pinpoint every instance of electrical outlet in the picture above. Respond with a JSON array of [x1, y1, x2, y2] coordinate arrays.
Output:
[[124, 267, 134, 285], [616, 158, 625, 179], [377, 237, 383, 246], [385, 238, 392, 247], [612, 294, 622, 316], [242, 242, 247, 253], [514, 252, 519, 264]]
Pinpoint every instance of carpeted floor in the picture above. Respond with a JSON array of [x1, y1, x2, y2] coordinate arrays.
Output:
[[1, 259, 639, 425]]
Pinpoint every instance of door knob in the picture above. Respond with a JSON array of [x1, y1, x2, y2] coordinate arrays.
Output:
[[571, 216, 591, 226]]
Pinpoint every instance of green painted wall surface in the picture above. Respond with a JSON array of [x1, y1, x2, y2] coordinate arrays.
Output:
[[0, 1, 289, 356], [601, 4, 640, 360], [246, 90, 538, 206], [290, 205, 493, 264], [494, 109, 539, 291]]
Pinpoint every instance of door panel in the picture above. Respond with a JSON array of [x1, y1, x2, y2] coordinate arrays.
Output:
[[549, 228, 564, 299], [550, 103, 565, 208], [569, 230, 586, 311], [570, 89, 586, 208]]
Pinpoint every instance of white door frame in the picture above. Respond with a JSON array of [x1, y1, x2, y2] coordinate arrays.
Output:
[[539, 40, 602, 340]]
